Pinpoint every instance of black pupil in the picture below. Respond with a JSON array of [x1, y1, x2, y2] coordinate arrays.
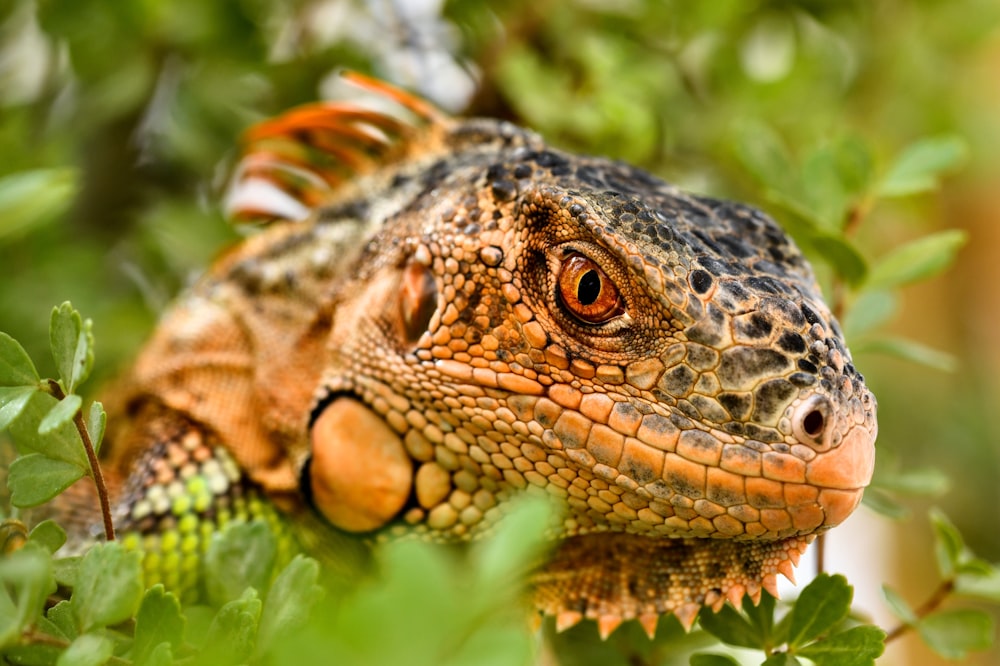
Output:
[[577, 270, 602, 305]]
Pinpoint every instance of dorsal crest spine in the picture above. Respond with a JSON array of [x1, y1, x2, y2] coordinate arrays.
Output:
[[225, 72, 450, 225]]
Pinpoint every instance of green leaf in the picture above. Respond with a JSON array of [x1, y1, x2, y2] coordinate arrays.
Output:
[[855, 337, 956, 372], [796, 625, 886, 666], [0, 544, 56, 650], [866, 230, 967, 290], [786, 574, 853, 648], [697, 604, 762, 649], [874, 466, 950, 497], [0, 385, 38, 431], [204, 521, 277, 605], [39, 393, 82, 435], [198, 589, 262, 666], [8, 453, 86, 507], [833, 135, 875, 197], [87, 401, 106, 455], [801, 145, 851, 232], [842, 290, 897, 339], [956, 565, 1000, 603], [28, 520, 67, 554], [53, 556, 81, 589], [928, 508, 964, 578], [0, 169, 78, 241], [134, 585, 185, 665], [690, 654, 741, 666], [0, 331, 40, 387], [918, 609, 994, 659], [49, 302, 94, 395], [744, 588, 776, 641], [71, 542, 144, 632], [47, 600, 78, 641], [861, 488, 909, 520], [880, 585, 917, 625], [35, 613, 71, 641], [56, 633, 114, 666], [255, 556, 323, 657], [734, 120, 800, 198], [473, 495, 553, 588], [762, 654, 802, 666], [878, 135, 969, 197], [8, 391, 89, 467], [809, 234, 867, 287], [142, 642, 175, 666]]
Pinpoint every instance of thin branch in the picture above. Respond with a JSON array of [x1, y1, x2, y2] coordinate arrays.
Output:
[[21, 628, 131, 665], [883, 578, 955, 644], [47, 380, 115, 541], [815, 532, 826, 576]]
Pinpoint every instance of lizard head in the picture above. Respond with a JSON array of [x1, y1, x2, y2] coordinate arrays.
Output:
[[230, 78, 877, 637]]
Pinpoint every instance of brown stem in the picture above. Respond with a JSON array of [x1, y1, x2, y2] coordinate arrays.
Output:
[[883, 578, 955, 644], [22, 628, 131, 664], [46, 380, 115, 541], [815, 532, 826, 576]]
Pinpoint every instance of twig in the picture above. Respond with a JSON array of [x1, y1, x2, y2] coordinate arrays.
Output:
[[815, 532, 826, 576], [47, 380, 115, 541], [21, 628, 131, 665], [883, 578, 955, 644]]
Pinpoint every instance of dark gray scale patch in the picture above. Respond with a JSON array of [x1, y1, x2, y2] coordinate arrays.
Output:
[[753, 260, 791, 278], [761, 297, 807, 328], [788, 372, 816, 387], [801, 303, 823, 326], [746, 276, 794, 296], [692, 229, 724, 256], [751, 379, 797, 422], [718, 392, 752, 420], [685, 344, 719, 370], [716, 235, 756, 259], [735, 312, 773, 340], [485, 163, 508, 180], [490, 179, 518, 202], [717, 347, 791, 390], [777, 331, 806, 353], [574, 165, 607, 189], [677, 400, 702, 420], [743, 423, 782, 444], [696, 257, 741, 277], [689, 270, 713, 294], [657, 365, 697, 397], [714, 281, 750, 312], [686, 303, 727, 346]]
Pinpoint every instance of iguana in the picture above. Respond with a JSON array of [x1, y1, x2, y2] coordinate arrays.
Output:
[[54, 73, 878, 639]]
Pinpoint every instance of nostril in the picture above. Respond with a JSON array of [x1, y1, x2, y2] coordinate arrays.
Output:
[[802, 409, 825, 437], [792, 394, 833, 449]]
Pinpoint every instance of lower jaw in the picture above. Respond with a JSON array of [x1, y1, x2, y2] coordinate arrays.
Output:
[[532, 531, 815, 638]]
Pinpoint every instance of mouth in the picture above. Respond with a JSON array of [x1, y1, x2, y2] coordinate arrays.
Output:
[[531, 530, 813, 639]]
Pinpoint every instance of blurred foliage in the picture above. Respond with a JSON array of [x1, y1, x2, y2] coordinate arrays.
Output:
[[2, 0, 1000, 664]]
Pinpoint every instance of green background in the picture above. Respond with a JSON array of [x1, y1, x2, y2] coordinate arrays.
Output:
[[2, 1, 999, 663]]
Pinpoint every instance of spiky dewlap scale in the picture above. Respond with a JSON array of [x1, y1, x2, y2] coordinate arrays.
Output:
[[535, 533, 808, 638], [99, 73, 877, 639]]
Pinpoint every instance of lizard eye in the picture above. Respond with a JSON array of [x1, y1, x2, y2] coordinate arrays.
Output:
[[557, 253, 624, 324]]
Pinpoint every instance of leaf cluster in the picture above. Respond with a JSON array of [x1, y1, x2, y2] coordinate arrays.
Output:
[[695, 575, 884, 666], [1, 303, 105, 508], [0, 519, 326, 666]]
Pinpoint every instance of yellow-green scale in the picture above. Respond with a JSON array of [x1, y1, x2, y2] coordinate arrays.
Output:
[[119, 448, 301, 604]]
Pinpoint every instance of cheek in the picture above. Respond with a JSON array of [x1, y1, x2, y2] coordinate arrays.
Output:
[[308, 397, 413, 532]]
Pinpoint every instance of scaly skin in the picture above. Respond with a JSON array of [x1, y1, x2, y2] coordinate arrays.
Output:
[[95, 76, 877, 636]]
